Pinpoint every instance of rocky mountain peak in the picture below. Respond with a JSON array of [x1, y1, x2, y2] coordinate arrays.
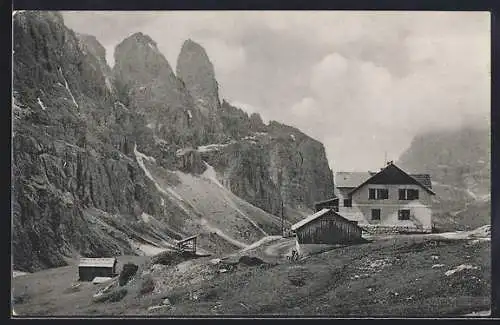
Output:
[[176, 39, 220, 116], [113, 32, 175, 87], [77, 33, 107, 62]]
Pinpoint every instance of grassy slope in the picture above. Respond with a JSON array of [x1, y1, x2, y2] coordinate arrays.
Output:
[[12, 235, 490, 317]]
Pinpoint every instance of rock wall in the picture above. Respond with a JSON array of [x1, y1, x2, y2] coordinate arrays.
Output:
[[12, 12, 186, 271], [12, 12, 336, 271], [201, 122, 334, 216]]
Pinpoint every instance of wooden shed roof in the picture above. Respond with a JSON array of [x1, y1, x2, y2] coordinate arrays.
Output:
[[78, 258, 116, 268], [177, 234, 198, 243], [292, 208, 349, 231]]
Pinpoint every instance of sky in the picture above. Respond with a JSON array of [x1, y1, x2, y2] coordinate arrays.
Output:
[[62, 11, 490, 172]]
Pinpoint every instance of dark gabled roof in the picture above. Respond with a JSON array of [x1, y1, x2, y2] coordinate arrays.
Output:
[[410, 174, 432, 189], [347, 162, 435, 196], [336, 170, 433, 192]]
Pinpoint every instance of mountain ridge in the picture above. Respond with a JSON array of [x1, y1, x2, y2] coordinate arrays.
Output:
[[397, 125, 490, 231], [12, 11, 334, 271]]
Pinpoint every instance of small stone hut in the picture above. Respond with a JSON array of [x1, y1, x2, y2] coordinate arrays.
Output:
[[78, 257, 117, 281]]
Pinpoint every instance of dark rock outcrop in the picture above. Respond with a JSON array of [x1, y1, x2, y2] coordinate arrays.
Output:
[[200, 120, 334, 216], [176, 39, 221, 118], [12, 12, 187, 271], [112, 33, 221, 148]]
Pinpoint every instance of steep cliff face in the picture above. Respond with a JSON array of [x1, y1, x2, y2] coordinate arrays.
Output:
[[112, 34, 221, 148], [77, 33, 116, 97], [199, 119, 334, 216], [13, 11, 160, 271], [176, 39, 224, 139], [13, 12, 335, 271], [397, 126, 490, 230], [114, 36, 335, 216], [12, 13, 229, 272]]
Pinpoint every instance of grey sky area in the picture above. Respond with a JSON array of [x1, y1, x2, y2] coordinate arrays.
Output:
[[62, 11, 490, 172]]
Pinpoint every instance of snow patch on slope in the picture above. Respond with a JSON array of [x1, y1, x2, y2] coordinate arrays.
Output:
[[135, 147, 156, 163], [444, 264, 479, 277], [58, 67, 78, 108], [37, 97, 46, 110], [134, 144, 190, 215], [197, 143, 230, 153], [141, 212, 152, 223], [105, 77, 114, 92]]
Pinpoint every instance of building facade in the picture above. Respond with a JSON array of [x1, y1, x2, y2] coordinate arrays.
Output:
[[335, 162, 435, 233]]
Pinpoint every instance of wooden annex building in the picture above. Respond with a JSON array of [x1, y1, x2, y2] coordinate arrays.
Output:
[[78, 257, 117, 281], [291, 208, 363, 246]]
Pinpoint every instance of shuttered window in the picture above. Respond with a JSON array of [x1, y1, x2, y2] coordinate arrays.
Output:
[[398, 209, 411, 220], [378, 189, 389, 199], [408, 189, 419, 200], [399, 189, 419, 200], [369, 188, 389, 200], [399, 189, 405, 200], [371, 209, 381, 220]]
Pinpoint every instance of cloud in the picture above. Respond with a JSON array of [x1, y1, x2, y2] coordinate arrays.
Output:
[[290, 97, 319, 118], [197, 38, 247, 77], [61, 11, 490, 171]]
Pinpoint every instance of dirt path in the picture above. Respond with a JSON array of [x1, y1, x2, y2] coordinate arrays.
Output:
[[264, 237, 296, 258]]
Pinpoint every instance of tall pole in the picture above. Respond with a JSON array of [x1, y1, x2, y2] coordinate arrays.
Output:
[[281, 200, 284, 237], [278, 168, 284, 237]]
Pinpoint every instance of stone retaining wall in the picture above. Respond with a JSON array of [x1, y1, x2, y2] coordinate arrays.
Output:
[[361, 224, 432, 234]]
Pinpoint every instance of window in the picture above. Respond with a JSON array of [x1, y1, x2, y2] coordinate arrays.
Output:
[[398, 209, 411, 220], [379, 189, 389, 199], [399, 189, 419, 200], [408, 189, 419, 200], [369, 188, 389, 200], [398, 189, 405, 200], [343, 199, 352, 207], [371, 209, 381, 220]]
